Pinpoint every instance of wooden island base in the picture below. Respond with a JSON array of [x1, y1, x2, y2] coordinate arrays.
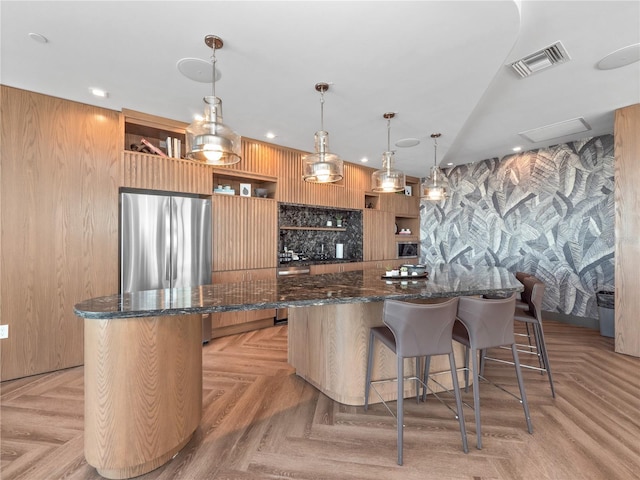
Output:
[[83, 314, 203, 479], [288, 301, 467, 406]]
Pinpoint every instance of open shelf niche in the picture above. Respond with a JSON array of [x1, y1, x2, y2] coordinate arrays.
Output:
[[278, 203, 363, 261], [395, 214, 419, 238], [212, 168, 277, 199], [123, 109, 187, 159]]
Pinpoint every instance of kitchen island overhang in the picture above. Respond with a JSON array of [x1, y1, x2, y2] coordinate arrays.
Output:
[[75, 265, 522, 479], [75, 265, 522, 319]]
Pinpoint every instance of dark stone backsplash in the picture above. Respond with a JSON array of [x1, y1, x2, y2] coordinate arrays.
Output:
[[279, 203, 363, 261]]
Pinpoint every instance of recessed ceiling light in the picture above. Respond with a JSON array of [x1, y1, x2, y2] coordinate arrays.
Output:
[[360, 157, 368, 163], [447, 162, 453, 166], [395, 138, 420, 148], [89, 88, 109, 98], [597, 43, 640, 70], [28, 32, 48, 44], [512, 146, 522, 152], [265, 132, 276, 139]]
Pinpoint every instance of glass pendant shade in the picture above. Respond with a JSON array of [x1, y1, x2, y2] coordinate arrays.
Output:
[[186, 96, 241, 165], [421, 165, 448, 200], [186, 35, 241, 166], [371, 112, 406, 193], [421, 132, 448, 201], [371, 151, 406, 192], [303, 130, 344, 183]]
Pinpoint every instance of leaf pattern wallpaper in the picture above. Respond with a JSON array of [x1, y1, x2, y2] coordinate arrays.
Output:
[[419, 135, 614, 319]]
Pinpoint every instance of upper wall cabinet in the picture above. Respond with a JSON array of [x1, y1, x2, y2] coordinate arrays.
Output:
[[121, 151, 214, 195], [212, 195, 278, 271], [120, 109, 212, 194], [363, 177, 420, 215]]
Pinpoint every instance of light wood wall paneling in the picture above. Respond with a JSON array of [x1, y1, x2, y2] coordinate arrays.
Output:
[[614, 103, 640, 357], [0, 86, 120, 381], [120, 151, 213, 195], [348, 163, 376, 207], [280, 147, 305, 204], [238, 138, 281, 177]]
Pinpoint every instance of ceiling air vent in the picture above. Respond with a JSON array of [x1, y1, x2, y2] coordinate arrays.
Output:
[[510, 41, 571, 78]]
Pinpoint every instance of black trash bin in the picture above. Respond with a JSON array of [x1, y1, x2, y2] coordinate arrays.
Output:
[[596, 290, 614, 338]]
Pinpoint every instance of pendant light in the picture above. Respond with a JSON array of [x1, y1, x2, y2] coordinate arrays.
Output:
[[302, 83, 344, 183], [186, 35, 241, 165], [371, 112, 406, 193], [420, 133, 448, 201]]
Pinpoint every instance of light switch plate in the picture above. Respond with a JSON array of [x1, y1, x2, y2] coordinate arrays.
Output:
[[0, 325, 8, 339]]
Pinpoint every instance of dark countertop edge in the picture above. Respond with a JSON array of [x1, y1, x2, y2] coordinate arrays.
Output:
[[74, 287, 521, 320]]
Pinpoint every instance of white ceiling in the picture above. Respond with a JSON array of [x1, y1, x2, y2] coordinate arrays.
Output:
[[1, 1, 639, 177]]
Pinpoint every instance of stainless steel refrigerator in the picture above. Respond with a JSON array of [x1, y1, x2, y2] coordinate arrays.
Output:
[[120, 190, 213, 341]]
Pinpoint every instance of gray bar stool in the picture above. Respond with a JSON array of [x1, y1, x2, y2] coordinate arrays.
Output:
[[484, 277, 556, 398], [452, 293, 533, 449], [364, 297, 468, 465], [515, 271, 534, 307]]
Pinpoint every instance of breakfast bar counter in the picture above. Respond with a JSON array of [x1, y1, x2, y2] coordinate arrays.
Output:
[[76, 264, 520, 319], [74, 265, 521, 479]]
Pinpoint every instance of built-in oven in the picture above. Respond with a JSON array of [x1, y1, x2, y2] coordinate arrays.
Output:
[[397, 241, 419, 259]]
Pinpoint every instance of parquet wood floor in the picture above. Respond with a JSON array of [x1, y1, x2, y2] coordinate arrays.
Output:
[[1, 320, 639, 480]]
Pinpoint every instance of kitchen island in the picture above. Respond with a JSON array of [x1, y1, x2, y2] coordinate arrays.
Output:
[[75, 265, 521, 479]]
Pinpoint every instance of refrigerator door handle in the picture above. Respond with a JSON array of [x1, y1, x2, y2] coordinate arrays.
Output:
[[171, 198, 178, 281], [165, 199, 172, 282]]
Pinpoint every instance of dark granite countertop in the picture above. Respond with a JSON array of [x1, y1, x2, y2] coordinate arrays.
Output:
[[74, 265, 522, 320]]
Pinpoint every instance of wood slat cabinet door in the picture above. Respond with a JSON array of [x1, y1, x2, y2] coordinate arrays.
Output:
[[363, 209, 396, 261], [212, 196, 277, 271], [245, 197, 278, 270], [210, 268, 276, 334], [244, 268, 277, 322], [361, 260, 388, 270], [310, 262, 363, 275], [310, 264, 341, 275], [388, 190, 419, 216], [121, 151, 213, 194], [211, 269, 248, 329], [212, 195, 247, 271]]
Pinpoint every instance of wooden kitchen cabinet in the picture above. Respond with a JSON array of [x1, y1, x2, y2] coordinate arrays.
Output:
[[361, 260, 391, 270], [212, 194, 278, 271], [363, 209, 396, 261], [212, 194, 277, 337], [310, 262, 363, 275], [210, 268, 276, 338]]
